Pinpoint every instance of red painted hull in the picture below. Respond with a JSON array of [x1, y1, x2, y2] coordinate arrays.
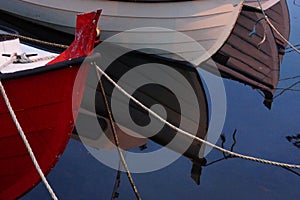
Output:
[[0, 10, 101, 199]]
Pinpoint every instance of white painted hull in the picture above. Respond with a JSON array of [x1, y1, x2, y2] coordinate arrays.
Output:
[[245, 0, 280, 9], [0, 0, 244, 65]]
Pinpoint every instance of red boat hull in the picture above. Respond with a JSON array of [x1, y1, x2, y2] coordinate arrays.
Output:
[[0, 66, 83, 199], [0, 10, 101, 199]]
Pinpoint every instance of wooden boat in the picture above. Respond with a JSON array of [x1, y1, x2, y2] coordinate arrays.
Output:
[[0, 0, 244, 65], [0, 10, 101, 199], [209, 0, 290, 108]]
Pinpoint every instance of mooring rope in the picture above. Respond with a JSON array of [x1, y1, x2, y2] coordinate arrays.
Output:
[[29, 55, 57, 63], [0, 33, 68, 49], [0, 53, 57, 72], [0, 54, 16, 70], [274, 80, 300, 99], [280, 75, 300, 81], [256, 0, 300, 54], [111, 158, 122, 200], [94, 63, 300, 169], [0, 81, 58, 200], [95, 67, 142, 200], [257, 22, 267, 47]]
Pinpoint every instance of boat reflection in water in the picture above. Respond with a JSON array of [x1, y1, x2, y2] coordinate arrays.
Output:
[[211, 0, 290, 109], [75, 43, 210, 184], [0, 0, 291, 193], [0, 0, 296, 199], [75, 0, 290, 184]]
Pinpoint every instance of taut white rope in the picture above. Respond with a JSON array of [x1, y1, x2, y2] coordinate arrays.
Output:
[[0, 54, 16, 70], [0, 33, 68, 49], [95, 68, 142, 200], [94, 63, 300, 169], [0, 80, 58, 200], [30, 55, 57, 63]]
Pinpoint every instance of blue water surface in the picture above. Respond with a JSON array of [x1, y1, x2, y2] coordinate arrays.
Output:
[[20, 1, 300, 199]]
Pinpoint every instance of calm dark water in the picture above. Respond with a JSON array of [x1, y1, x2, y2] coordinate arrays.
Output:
[[1, 1, 300, 199]]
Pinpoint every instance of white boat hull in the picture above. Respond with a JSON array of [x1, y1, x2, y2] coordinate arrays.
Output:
[[0, 0, 244, 65], [245, 0, 280, 10]]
